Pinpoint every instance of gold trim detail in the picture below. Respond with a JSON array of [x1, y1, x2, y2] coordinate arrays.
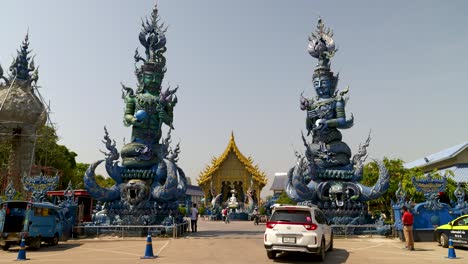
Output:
[[197, 132, 268, 188]]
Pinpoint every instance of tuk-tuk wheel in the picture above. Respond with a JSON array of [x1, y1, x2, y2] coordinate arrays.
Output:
[[31, 237, 41, 250], [1, 243, 10, 251], [50, 234, 59, 246]]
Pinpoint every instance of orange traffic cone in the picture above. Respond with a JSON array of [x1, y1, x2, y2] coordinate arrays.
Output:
[[140, 230, 157, 259]]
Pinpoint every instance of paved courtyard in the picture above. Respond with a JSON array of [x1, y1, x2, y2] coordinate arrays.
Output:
[[0, 220, 466, 263]]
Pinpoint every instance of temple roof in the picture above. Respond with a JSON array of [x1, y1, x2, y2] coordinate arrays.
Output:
[[197, 132, 267, 187], [186, 185, 204, 197], [404, 141, 468, 169], [437, 164, 468, 183], [270, 173, 287, 191]]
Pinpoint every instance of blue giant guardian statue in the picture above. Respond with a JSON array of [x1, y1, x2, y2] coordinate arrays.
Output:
[[287, 19, 390, 225]]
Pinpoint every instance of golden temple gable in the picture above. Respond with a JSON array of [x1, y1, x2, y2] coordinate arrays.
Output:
[[197, 132, 267, 206]]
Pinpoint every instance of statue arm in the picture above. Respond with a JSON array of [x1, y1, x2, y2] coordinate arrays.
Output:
[[158, 103, 174, 129], [123, 96, 137, 127], [305, 104, 318, 133], [325, 99, 346, 128]]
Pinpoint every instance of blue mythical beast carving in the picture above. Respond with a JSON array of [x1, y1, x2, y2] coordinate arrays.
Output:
[[287, 19, 390, 225]]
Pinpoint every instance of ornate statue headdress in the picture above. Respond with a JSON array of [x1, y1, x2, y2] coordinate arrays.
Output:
[[134, 4, 168, 78], [307, 19, 338, 87]]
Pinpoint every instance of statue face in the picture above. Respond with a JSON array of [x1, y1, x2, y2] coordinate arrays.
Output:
[[313, 75, 332, 98], [141, 71, 163, 93]]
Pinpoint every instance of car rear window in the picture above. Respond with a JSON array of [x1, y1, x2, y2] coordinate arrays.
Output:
[[270, 210, 312, 223]]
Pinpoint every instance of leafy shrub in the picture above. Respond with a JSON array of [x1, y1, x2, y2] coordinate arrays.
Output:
[[178, 206, 187, 215]]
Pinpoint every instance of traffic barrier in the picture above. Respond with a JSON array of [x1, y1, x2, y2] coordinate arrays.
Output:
[[447, 238, 456, 259], [140, 230, 157, 259], [16, 235, 28, 261]]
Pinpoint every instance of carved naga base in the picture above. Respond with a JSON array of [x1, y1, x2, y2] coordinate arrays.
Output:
[[101, 201, 179, 225], [84, 129, 187, 225], [286, 136, 390, 225], [298, 199, 370, 225]]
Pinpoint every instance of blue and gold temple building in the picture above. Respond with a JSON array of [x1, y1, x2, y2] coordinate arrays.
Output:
[[198, 132, 267, 207]]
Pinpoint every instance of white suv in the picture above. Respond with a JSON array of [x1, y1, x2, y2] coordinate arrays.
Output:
[[263, 205, 333, 261]]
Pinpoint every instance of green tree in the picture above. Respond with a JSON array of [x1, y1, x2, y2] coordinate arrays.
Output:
[[198, 205, 205, 216], [71, 163, 90, 189], [275, 191, 296, 205], [95, 174, 116, 188], [178, 206, 187, 215], [34, 125, 79, 189], [1, 125, 87, 191], [362, 158, 458, 223], [259, 205, 267, 215], [0, 139, 12, 188]]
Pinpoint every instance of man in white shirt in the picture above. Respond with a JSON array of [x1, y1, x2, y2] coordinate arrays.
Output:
[[190, 203, 199, 232]]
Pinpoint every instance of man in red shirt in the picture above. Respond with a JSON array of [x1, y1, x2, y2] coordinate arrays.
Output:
[[401, 206, 414, 250]]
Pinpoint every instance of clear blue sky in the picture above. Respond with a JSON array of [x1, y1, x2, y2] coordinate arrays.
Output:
[[1, 0, 467, 197]]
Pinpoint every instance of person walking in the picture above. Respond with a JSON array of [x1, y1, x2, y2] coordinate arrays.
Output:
[[191, 203, 199, 232], [252, 207, 259, 225], [221, 207, 227, 222], [401, 206, 414, 251], [223, 207, 230, 224]]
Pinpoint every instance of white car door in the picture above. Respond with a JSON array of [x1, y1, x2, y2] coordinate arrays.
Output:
[[314, 210, 331, 245]]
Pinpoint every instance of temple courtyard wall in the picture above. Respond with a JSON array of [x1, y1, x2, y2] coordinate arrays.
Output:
[[0, 220, 466, 263]]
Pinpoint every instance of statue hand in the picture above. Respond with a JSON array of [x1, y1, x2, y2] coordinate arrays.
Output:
[[314, 119, 327, 131], [130, 116, 143, 127], [124, 115, 140, 127], [158, 109, 172, 125]]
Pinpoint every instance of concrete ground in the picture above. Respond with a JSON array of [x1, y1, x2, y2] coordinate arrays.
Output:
[[0, 220, 466, 263]]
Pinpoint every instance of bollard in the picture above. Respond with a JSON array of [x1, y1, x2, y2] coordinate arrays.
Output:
[[15, 234, 28, 261], [140, 230, 157, 259], [447, 238, 457, 259], [172, 218, 176, 238]]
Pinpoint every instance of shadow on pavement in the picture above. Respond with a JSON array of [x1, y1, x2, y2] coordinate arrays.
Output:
[[412, 248, 435, 252], [186, 230, 264, 238], [454, 246, 468, 251], [273, 248, 349, 263], [7, 243, 83, 252]]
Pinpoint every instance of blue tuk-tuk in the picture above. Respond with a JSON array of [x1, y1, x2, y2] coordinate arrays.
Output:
[[0, 200, 64, 250]]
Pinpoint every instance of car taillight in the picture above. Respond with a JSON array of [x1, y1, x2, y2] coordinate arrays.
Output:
[[266, 222, 276, 229], [303, 223, 317, 230]]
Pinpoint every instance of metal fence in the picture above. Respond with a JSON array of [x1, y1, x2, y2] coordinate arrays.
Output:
[[331, 224, 394, 238], [72, 222, 189, 239]]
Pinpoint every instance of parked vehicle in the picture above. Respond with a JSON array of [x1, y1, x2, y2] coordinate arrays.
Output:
[[263, 204, 333, 261], [435, 214, 468, 248], [0, 201, 65, 250]]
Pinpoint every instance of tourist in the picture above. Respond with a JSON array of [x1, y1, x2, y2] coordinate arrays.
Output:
[[221, 208, 226, 221], [223, 207, 230, 224], [252, 207, 259, 225], [191, 203, 198, 232], [401, 206, 414, 251], [221, 207, 227, 222]]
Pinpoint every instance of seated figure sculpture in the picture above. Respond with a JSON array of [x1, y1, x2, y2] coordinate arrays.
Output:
[[300, 19, 353, 171], [84, 5, 187, 225], [287, 19, 390, 225], [121, 45, 177, 168]]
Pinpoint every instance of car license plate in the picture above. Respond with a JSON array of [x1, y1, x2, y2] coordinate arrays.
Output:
[[282, 236, 296, 244]]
